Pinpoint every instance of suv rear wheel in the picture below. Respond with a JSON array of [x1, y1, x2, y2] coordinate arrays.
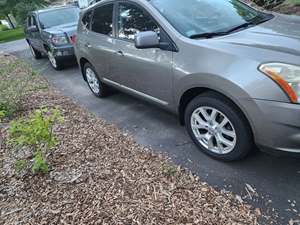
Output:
[[47, 51, 64, 70], [83, 63, 110, 97], [184, 92, 253, 161]]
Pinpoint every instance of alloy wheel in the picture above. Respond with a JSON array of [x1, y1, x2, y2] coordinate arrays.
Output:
[[86, 67, 100, 94], [190, 106, 236, 154]]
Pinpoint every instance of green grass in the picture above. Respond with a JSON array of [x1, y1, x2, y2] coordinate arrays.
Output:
[[0, 28, 25, 44], [286, 0, 300, 5]]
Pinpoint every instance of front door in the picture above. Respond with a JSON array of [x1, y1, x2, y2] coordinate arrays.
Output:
[[30, 15, 43, 52], [111, 2, 174, 104]]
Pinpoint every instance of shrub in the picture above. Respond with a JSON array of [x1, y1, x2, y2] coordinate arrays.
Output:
[[0, 110, 5, 122], [0, 58, 45, 120], [8, 108, 63, 174], [0, 24, 9, 31]]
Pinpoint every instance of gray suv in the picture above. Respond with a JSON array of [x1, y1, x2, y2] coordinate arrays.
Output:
[[25, 5, 80, 70], [75, 0, 300, 161]]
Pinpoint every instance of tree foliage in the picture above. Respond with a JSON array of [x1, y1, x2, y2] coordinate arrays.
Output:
[[0, 0, 48, 25], [251, 0, 285, 8]]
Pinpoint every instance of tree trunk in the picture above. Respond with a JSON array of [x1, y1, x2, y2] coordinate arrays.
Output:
[[6, 14, 15, 29]]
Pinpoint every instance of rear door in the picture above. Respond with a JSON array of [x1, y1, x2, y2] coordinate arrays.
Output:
[[111, 1, 174, 104], [85, 3, 115, 79]]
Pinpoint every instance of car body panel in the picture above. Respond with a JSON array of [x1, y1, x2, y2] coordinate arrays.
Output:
[[111, 38, 174, 103]]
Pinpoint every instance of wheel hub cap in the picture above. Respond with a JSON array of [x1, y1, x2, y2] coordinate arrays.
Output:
[[191, 106, 237, 154], [86, 68, 100, 94]]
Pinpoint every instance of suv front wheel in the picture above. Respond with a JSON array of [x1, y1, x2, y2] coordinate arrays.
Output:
[[47, 51, 64, 70], [29, 44, 42, 59], [185, 92, 253, 161]]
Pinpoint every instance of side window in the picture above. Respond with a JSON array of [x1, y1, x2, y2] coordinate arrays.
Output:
[[118, 3, 159, 41], [32, 16, 37, 27], [27, 16, 32, 27], [91, 4, 113, 36], [82, 10, 93, 30]]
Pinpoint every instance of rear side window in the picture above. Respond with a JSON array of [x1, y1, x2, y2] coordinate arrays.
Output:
[[32, 16, 37, 26], [91, 4, 113, 36], [82, 10, 93, 30]]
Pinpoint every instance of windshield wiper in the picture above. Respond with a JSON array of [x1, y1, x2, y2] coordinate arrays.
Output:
[[189, 22, 256, 39], [226, 22, 254, 33], [189, 31, 229, 39]]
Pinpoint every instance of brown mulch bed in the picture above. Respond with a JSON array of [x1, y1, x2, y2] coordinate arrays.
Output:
[[0, 56, 262, 225]]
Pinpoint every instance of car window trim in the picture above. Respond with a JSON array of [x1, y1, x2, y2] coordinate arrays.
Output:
[[114, 0, 178, 52]]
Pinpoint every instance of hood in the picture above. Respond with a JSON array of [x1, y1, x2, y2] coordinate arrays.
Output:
[[43, 22, 77, 38], [215, 14, 300, 61]]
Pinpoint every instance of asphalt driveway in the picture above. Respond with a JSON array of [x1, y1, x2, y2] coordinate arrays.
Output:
[[1, 39, 300, 224]]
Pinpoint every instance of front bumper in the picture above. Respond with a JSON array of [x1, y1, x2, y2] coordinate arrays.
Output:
[[251, 99, 300, 155], [51, 44, 75, 58]]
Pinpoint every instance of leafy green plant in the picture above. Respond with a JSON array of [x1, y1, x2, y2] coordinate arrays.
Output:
[[162, 163, 178, 177], [9, 108, 63, 174]]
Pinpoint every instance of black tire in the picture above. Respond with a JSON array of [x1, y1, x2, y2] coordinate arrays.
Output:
[[83, 62, 110, 98], [184, 92, 253, 161], [47, 51, 64, 71], [29, 43, 42, 59]]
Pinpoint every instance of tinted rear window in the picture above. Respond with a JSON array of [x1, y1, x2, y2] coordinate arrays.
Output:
[[91, 4, 113, 36], [82, 10, 93, 29]]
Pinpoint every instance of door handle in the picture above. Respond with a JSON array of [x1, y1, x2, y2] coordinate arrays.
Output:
[[85, 43, 92, 48], [115, 50, 124, 56]]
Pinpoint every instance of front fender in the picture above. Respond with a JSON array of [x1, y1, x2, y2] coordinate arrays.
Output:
[[173, 72, 286, 145]]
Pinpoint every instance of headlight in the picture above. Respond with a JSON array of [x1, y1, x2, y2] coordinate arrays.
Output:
[[51, 34, 69, 45], [259, 63, 300, 103]]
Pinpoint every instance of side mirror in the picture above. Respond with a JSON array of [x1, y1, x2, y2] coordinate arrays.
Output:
[[27, 25, 39, 33], [134, 31, 160, 49]]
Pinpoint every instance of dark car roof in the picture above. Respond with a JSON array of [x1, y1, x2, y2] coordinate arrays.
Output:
[[32, 5, 78, 15]]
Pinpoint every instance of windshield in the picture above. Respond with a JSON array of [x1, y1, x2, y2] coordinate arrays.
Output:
[[150, 0, 271, 38], [39, 7, 80, 29]]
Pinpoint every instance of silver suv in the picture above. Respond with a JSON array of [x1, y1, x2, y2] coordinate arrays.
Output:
[[75, 0, 300, 161]]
